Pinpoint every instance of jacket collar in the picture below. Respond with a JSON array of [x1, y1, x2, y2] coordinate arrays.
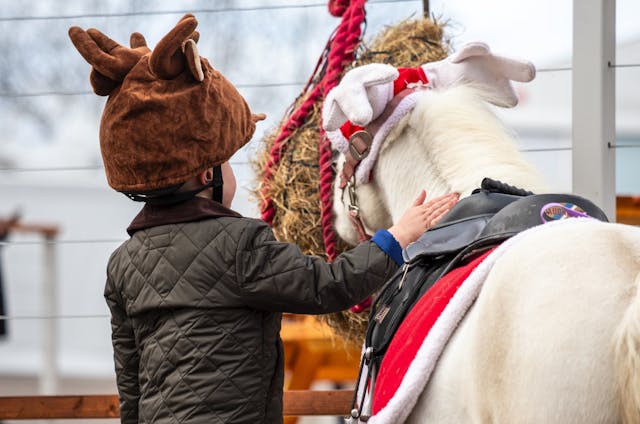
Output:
[[127, 196, 241, 236]]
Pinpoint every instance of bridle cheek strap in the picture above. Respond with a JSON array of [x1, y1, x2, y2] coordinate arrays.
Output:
[[338, 86, 420, 190], [342, 89, 426, 314], [339, 87, 421, 244]]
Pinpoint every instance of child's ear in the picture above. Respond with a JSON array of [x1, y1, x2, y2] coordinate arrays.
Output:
[[200, 168, 213, 185]]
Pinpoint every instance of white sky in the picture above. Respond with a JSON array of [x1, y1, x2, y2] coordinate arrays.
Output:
[[432, 0, 639, 65], [0, 0, 638, 180]]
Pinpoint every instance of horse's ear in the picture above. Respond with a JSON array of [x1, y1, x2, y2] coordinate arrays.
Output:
[[149, 14, 200, 80], [69, 26, 149, 96]]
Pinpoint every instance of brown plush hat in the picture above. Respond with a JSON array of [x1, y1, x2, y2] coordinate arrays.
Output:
[[69, 14, 265, 192]]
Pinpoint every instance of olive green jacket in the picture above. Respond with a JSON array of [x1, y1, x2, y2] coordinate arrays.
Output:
[[105, 197, 398, 423]]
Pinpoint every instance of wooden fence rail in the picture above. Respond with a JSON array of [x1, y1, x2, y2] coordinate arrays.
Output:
[[0, 390, 354, 419]]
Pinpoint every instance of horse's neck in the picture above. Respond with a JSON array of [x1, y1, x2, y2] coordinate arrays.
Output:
[[374, 86, 550, 223]]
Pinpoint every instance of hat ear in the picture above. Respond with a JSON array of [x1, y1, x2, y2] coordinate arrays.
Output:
[[69, 26, 150, 96], [182, 39, 204, 82], [149, 14, 200, 80]]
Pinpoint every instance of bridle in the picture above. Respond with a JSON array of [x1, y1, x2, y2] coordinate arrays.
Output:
[[338, 86, 424, 243]]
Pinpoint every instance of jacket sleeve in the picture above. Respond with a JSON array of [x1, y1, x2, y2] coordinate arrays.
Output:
[[104, 276, 140, 424], [233, 219, 399, 314]]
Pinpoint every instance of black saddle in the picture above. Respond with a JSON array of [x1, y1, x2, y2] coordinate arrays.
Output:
[[349, 178, 608, 421]]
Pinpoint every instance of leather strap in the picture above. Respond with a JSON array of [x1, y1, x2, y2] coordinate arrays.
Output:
[[340, 130, 372, 189], [338, 86, 424, 249]]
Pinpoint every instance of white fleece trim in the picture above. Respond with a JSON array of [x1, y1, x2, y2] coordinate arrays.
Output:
[[364, 219, 586, 424], [327, 128, 349, 154], [329, 90, 425, 186]]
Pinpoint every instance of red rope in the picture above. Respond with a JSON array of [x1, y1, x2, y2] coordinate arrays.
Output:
[[260, 0, 367, 260], [319, 1, 366, 260]]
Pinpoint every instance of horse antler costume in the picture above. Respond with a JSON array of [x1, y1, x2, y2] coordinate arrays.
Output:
[[69, 14, 265, 201], [322, 42, 536, 187]]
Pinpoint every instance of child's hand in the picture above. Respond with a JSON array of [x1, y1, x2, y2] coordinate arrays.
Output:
[[388, 190, 459, 248]]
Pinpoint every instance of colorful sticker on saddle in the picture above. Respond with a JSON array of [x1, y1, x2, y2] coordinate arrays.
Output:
[[540, 202, 589, 223]]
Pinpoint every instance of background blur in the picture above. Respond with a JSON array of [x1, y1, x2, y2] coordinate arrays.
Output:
[[0, 0, 638, 422]]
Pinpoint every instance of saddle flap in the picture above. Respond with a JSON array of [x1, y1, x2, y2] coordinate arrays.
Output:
[[403, 189, 525, 263], [436, 190, 526, 225], [403, 188, 609, 264], [403, 216, 491, 263]]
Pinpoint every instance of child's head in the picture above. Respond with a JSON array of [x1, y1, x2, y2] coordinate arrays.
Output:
[[69, 14, 264, 205]]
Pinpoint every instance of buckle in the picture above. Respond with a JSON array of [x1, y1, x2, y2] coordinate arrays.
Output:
[[348, 130, 372, 161]]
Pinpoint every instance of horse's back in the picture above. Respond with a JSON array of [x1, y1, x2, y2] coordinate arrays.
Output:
[[409, 219, 640, 423]]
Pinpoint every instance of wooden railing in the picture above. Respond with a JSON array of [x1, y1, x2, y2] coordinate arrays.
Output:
[[617, 196, 640, 225], [280, 314, 361, 424], [0, 390, 354, 419], [0, 316, 358, 421]]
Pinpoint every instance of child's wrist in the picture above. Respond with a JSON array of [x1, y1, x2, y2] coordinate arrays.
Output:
[[387, 225, 409, 249]]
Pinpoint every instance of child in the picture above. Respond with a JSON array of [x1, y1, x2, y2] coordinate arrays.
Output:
[[69, 15, 457, 424]]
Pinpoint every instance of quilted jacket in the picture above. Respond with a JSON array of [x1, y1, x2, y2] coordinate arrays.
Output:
[[104, 197, 399, 423]]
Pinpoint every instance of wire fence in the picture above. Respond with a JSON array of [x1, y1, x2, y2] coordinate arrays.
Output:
[[1, 1, 638, 325], [0, 0, 415, 22], [1, 64, 639, 98]]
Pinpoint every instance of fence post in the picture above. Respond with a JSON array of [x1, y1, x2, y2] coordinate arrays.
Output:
[[572, 0, 616, 220], [40, 232, 59, 395]]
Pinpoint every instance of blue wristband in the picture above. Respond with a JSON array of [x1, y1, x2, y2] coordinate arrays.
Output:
[[371, 229, 403, 265]]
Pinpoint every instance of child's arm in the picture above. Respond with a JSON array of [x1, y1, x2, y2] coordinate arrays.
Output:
[[105, 278, 140, 424], [230, 192, 457, 314]]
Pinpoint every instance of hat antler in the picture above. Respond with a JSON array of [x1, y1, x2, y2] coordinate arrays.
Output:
[[149, 14, 203, 81], [69, 27, 150, 95]]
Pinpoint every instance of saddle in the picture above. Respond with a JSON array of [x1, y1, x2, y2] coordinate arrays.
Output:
[[350, 178, 608, 421]]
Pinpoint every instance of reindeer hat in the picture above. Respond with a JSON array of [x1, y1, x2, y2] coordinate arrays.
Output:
[[69, 14, 265, 193]]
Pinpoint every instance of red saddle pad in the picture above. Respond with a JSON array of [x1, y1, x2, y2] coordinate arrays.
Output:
[[372, 248, 495, 413]]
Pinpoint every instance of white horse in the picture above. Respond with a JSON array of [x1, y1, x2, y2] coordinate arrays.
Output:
[[331, 85, 640, 423]]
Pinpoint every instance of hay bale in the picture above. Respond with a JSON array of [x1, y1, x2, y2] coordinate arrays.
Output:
[[252, 17, 451, 348], [354, 17, 450, 67]]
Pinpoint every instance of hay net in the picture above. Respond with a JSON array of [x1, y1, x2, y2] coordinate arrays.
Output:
[[252, 11, 451, 348]]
